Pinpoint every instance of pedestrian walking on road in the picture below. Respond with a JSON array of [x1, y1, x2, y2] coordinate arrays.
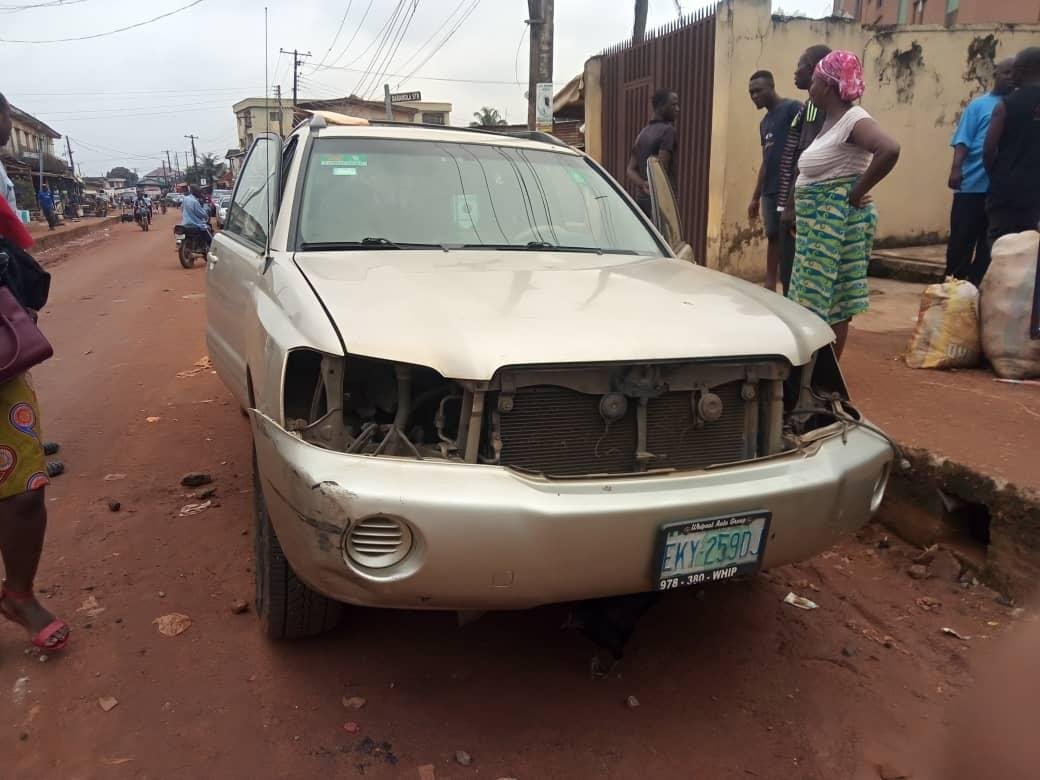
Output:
[[787, 51, 900, 360], [626, 89, 680, 218], [0, 93, 69, 654], [37, 184, 57, 230], [776, 44, 832, 295], [945, 57, 1015, 285], [984, 47, 1040, 243], [748, 70, 801, 292]]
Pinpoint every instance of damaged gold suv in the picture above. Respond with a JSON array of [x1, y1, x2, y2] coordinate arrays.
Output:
[[206, 115, 893, 638]]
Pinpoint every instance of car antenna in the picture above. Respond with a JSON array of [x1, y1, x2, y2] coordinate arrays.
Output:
[[262, 6, 274, 274]]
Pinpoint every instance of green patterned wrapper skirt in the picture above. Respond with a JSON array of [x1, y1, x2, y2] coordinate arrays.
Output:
[[788, 176, 878, 325]]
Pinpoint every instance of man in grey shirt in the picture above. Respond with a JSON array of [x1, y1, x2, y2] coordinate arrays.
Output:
[[626, 89, 680, 218]]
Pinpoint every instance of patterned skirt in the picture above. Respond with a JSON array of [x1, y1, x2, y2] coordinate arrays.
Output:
[[788, 176, 878, 325], [0, 372, 49, 500]]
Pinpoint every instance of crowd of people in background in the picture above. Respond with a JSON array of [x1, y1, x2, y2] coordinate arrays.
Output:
[[627, 44, 1040, 361]]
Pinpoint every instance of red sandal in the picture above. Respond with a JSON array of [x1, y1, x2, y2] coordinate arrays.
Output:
[[0, 584, 70, 652]]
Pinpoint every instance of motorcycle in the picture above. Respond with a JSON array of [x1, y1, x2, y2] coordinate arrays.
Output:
[[174, 224, 211, 269], [135, 204, 151, 231]]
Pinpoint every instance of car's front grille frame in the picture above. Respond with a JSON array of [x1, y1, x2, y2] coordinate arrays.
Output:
[[479, 361, 788, 478]]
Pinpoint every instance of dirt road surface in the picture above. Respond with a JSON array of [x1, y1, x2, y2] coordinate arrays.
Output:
[[1, 216, 1031, 779]]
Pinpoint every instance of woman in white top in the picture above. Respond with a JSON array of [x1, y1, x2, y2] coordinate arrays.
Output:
[[788, 51, 900, 359]]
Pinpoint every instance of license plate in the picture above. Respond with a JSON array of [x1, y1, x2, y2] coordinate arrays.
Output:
[[655, 511, 771, 590]]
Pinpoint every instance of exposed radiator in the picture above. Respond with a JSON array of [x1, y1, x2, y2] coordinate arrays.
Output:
[[496, 381, 751, 477]]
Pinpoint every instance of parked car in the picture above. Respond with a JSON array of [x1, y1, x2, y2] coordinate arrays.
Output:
[[217, 197, 231, 229], [165, 192, 184, 206], [206, 119, 894, 639]]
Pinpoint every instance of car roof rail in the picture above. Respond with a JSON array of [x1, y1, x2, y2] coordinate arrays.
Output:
[[366, 120, 571, 148], [491, 130, 569, 148]]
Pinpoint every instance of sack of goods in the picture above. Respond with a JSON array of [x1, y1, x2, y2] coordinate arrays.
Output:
[[980, 231, 1040, 380], [905, 278, 981, 370]]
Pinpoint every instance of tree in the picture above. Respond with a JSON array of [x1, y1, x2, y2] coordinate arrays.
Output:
[[185, 153, 226, 186], [106, 166, 138, 185], [470, 107, 508, 127]]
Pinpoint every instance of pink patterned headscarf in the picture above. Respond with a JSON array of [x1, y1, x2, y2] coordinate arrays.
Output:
[[815, 50, 865, 102]]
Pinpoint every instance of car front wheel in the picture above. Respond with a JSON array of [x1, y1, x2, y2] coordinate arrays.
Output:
[[253, 450, 344, 639]]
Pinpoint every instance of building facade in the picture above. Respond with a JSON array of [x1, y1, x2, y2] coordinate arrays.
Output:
[[832, 0, 1039, 25]]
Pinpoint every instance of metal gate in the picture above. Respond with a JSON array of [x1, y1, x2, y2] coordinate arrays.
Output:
[[599, 6, 717, 262]]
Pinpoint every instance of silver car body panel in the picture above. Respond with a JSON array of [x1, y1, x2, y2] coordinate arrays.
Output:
[[252, 410, 892, 610], [293, 251, 834, 380]]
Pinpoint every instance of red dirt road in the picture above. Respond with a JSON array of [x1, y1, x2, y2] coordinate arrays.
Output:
[[1, 219, 1032, 778]]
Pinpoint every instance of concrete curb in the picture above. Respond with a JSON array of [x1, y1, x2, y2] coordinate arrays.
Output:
[[868, 254, 944, 284], [31, 216, 122, 254], [877, 444, 1040, 602]]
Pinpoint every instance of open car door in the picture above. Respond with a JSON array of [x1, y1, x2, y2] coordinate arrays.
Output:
[[646, 156, 697, 264]]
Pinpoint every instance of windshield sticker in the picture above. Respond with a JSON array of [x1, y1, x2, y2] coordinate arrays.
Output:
[[332, 168, 358, 176], [453, 194, 479, 230], [569, 170, 587, 184], [320, 153, 368, 167]]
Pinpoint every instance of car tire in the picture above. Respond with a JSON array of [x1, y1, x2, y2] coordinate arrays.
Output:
[[253, 450, 344, 639]]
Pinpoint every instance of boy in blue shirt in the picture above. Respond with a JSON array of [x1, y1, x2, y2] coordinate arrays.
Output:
[[945, 58, 1015, 285]]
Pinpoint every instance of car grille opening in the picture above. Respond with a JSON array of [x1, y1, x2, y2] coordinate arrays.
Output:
[[496, 381, 750, 477], [344, 515, 412, 568]]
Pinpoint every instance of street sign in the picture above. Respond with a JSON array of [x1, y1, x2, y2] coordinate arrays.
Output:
[[389, 91, 421, 103], [535, 82, 553, 131]]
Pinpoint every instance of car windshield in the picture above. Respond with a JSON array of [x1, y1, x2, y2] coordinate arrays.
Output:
[[297, 137, 664, 255]]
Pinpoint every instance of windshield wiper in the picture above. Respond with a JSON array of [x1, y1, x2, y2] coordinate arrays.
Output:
[[460, 242, 638, 256], [300, 238, 444, 251]]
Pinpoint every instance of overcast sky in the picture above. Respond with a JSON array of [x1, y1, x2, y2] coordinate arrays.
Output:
[[0, 0, 832, 177]]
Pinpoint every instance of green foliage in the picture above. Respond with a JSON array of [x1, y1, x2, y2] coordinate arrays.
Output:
[[469, 107, 508, 127]]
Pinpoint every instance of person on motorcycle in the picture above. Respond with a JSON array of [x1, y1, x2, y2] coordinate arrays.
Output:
[[180, 185, 213, 248], [134, 190, 151, 225]]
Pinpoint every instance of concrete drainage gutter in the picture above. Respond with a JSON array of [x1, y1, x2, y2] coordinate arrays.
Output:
[[32, 216, 122, 254], [876, 445, 1040, 602]]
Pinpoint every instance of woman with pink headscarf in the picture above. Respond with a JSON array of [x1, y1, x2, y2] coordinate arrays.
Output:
[[788, 50, 901, 359]]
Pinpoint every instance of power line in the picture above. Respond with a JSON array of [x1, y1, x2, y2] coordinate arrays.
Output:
[[395, 0, 466, 74], [55, 99, 232, 122], [349, 0, 407, 98], [396, 0, 481, 88], [513, 22, 528, 85], [314, 0, 354, 71], [309, 64, 539, 86], [11, 85, 252, 97], [0, 0, 206, 43], [361, 0, 421, 99], [0, 0, 88, 14], [320, 0, 375, 72]]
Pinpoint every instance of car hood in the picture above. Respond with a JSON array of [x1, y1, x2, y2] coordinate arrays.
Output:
[[293, 250, 833, 380]]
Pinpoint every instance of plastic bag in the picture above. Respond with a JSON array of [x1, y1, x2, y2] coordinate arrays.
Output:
[[905, 278, 981, 369], [981, 231, 1040, 380]]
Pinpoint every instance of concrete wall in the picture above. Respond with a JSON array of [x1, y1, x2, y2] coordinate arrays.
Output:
[[707, 0, 1040, 279], [834, 0, 1040, 26]]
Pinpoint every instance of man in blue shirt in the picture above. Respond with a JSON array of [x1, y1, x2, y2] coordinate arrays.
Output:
[[180, 185, 213, 245], [945, 58, 1015, 285], [37, 184, 56, 230]]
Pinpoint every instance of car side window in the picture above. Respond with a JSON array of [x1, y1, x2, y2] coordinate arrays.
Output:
[[225, 137, 280, 249]]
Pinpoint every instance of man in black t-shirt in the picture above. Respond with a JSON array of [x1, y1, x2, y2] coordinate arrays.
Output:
[[748, 70, 801, 292], [626, 89, 680, 218], [984, 46, 1040, 242]]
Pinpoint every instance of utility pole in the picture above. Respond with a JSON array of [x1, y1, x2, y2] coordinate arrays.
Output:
[[383, 84, 393, 121], [162, 150, 174, 190], [527, 0, 554, 131], [65, 136, 75, 178], [275, 84, 285, 136], [280, 48, 312, 106], [184, 134, 199, 184], [634, 0, 649, 44]]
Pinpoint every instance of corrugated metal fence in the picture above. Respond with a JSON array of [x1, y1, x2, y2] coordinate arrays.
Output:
[[599, 6, 717, 262]]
